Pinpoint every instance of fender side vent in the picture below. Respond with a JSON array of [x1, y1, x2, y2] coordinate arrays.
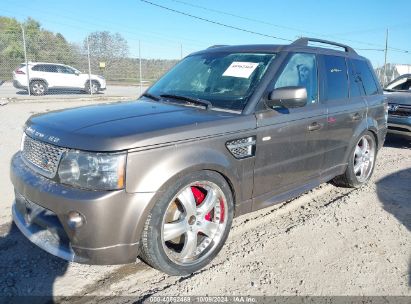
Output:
[[226, 136, 256, 159]]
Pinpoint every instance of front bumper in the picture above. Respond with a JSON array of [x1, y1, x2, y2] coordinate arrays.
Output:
[[10, 152, 156, 265], [387, 115, 411, 137], [99, 79, 107, 90]]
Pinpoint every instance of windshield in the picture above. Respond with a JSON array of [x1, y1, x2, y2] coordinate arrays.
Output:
[[147, 52, 276, 111]]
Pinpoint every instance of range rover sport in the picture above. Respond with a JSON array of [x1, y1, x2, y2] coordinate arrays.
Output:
[[10, 38, 387, 276]]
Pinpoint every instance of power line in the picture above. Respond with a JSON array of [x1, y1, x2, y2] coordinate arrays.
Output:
[[328, 22, 411, 37], [0, 7, 207, 49], [140, 0, 293, 42], [170, 0, 319, 36], [2, 1, 409, 57], [166, 0, 411, 54]]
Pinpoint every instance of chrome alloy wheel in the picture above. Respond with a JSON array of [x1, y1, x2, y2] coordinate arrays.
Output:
[[353, 134, 375, 183], [161, 181, 228, 266], [32, 83, 45, 95]]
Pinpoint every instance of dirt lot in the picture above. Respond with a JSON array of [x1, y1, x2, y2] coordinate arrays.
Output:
[[0, 81, 144, 100], [0, 99, 410, 300]]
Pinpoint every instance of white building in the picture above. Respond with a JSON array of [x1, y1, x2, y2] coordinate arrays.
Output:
[[375, 63, 411, 86]]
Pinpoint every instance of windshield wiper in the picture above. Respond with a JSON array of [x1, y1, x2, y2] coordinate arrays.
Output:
[[142, 93, 160, 101], [160, 94, 212, 110]]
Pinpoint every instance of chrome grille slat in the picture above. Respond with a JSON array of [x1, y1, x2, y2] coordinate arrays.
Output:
[[22, 134, 67, 177], [389, 104, 411, 117]]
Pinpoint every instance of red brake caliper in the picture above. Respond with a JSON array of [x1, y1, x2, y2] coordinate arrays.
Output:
[[191, 186, 212, 221]]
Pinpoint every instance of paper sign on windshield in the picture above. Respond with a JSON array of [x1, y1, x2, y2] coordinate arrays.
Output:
[[222, 62, 259, 78]]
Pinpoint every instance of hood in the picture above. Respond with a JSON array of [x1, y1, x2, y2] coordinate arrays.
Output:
[[25, 98, 255, 151], [384, 91, 411, 105]]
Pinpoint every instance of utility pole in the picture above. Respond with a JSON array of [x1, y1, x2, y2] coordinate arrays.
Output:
[[180, 43, 183, 60], [139, 40, 142, 95], [87, 36, 93, 95], [21, 24, 30, 96], [383, 29, 388, 87]]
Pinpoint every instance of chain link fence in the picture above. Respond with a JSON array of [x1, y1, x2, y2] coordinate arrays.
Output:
[[1, 21, 409, 99], [0, 23, 183, 98]]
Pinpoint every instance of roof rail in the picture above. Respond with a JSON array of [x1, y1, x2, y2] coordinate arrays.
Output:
[[292, 37, 357, 54], [207, 45, 229, 49]]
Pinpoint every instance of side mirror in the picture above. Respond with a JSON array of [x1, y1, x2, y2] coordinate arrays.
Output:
[[266, 86, 307, 109], [75, 71, 80, 76]]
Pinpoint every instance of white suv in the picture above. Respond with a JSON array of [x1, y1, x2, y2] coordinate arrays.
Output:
[[13, 62, 106, 95]]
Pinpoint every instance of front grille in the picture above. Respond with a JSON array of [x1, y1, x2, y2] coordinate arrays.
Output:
[[389, 104, 411, 117], [22, 134, 67, 177], [388, 126, 411, 133]]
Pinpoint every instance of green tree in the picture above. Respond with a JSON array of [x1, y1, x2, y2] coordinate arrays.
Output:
[[0, 16, 24, 59], [0, 16, 80, 79], [84, 31, 129, 70]]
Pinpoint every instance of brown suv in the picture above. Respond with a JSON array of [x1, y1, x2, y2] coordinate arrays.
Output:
[[10, 38, 387, 275]]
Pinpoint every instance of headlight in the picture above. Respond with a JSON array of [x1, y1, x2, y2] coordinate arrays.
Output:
[[58, 150, 126, 190]]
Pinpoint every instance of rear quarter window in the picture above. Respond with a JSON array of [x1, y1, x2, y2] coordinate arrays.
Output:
[[347, 60, 363, 98], [352, 59, 379, 95]]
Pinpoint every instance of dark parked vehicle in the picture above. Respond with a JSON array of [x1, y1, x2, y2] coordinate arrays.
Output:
[[10, 38, 387, 275], [384, 74, 411, 137]]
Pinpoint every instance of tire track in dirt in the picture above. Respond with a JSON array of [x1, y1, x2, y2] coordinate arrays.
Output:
[[70, 181, 361, 298]]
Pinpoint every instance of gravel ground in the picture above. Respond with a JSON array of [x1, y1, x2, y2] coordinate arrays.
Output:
[[0, 98, 410, 300]]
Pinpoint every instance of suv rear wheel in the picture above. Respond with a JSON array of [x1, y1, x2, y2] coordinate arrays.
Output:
[[29, 80, 47, 96], [333, 131, 377, 187], [139, 171, 234, 276]]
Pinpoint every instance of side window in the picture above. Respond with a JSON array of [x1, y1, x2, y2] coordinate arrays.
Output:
[[274, 53, 318, 105], [347, 60, 363, 97], [352, 59, 378, 95], [44, 65, 58, 73], [65, 67, 76, 74], [32, 65, 44, 72], [57, 66, 74, 74], [323, 55, 348, 101]]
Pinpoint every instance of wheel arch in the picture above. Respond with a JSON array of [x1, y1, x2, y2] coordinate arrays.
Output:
[[126, 147, 244, 246], [84, 79, 101, 87], [126, 145, 244, 200], [365, 116, 379, 149], [343, 120, 379, 165], [29, 78, 48, 87]]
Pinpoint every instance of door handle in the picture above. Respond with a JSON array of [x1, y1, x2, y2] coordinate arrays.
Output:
[[352, 113, 361, 121], [307, 122, 322, 131]]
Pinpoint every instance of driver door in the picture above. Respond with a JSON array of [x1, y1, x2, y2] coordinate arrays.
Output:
[[253, 52, 328, 210]]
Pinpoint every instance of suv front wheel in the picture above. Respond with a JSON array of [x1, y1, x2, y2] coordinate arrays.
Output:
[[139, 170, 234, 276], [85, 81, 100, 94], [334, 131, 377, 187]]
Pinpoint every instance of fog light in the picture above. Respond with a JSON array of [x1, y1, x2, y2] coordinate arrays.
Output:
[[67, 211, 85, 229]]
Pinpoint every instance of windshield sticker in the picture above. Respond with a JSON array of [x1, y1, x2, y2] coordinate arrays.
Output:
[[222, 62, 259, 78]]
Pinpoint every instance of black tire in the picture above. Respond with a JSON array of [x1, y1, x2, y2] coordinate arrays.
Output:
[[139, 170, 234, 276], [29, 80, 47, 96], [333, 131, 377, 188], [85, 81, 100, 94]]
